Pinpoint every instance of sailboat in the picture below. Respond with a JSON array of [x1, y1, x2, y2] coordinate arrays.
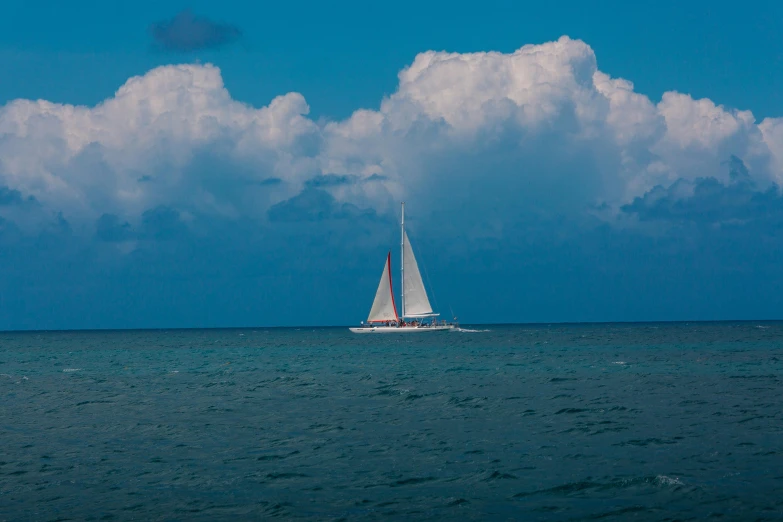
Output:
[[349, 203, 457, 333]]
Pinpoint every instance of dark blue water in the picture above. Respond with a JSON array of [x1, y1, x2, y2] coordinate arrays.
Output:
[[1, 323, 782, 520]]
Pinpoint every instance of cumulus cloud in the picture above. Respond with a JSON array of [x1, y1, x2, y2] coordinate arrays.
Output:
[[149, 10, 242, 52], [621, 155, 783, 228], [1, 35, 783, 243], [0, 63, 318, 230], [268, 188, 379, 223]]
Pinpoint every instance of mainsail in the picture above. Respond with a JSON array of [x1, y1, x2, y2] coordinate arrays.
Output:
[[367, 252, 399, 322], [402, 230, 433, 317]]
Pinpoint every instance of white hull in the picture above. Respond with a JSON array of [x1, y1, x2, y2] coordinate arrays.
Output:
[[349, 325, 455, 334]]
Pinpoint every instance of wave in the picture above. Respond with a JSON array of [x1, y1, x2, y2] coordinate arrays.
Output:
[[1, 373, 28, 383], [513, 474, 686, 498]]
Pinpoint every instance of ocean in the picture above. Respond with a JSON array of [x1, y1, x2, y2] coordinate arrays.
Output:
[[1, 323, 782, 520]]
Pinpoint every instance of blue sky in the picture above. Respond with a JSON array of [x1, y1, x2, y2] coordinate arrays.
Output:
[[2, 0, 782, 119], [1, 0, 783, 329]]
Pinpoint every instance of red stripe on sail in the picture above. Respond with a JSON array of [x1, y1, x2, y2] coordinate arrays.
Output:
[[387, 251, 399, 320]]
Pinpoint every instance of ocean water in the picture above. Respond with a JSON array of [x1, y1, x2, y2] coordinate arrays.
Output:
[[1, 323, 782, 521]]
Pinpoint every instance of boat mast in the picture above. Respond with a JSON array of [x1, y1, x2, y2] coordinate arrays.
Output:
[[401, 201, 405, 319]]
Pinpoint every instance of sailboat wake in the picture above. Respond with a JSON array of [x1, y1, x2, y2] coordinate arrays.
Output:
[[454, 328, 490, 333]]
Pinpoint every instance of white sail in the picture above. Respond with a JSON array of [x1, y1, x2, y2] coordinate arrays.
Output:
[[367, 252, 399, 322], [402, 230, 433, 317]]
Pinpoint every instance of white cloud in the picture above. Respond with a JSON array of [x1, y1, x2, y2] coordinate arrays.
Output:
[[0, 64, 319, 226], [658, 92, 755, 150], [384, 37, 599, 132], [2, 36, 783, 234], [759, 117, 783, 182]]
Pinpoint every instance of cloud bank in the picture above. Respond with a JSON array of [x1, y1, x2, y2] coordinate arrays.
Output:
[[2, 36, 781, 233], [2, 36, 783, 328]]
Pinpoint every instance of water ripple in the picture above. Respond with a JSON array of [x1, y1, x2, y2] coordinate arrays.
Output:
[[1, 323, 782, 520]]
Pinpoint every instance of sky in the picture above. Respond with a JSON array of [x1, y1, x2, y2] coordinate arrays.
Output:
[[1, 0, 783, 329]]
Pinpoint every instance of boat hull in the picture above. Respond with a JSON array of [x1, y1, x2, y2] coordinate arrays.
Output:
[[349, 325, 456, 334]]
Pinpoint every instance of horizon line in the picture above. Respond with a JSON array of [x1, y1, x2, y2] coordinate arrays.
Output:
[[3, 318, 783, 334]]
